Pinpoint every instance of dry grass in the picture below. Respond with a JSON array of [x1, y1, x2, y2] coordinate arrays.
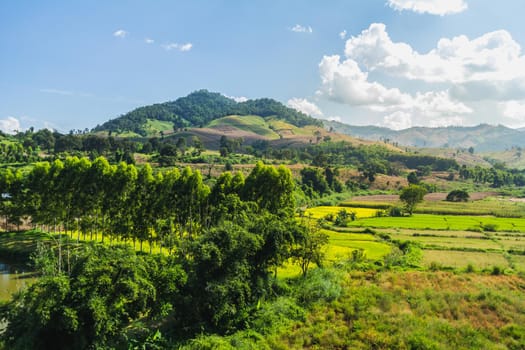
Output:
[[422, 250, 509, 269]]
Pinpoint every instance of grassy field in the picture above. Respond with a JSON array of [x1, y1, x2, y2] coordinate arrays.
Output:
[[422, 250, 510, 269], [322, 229, 391, 261], [296, 196, 525, 277], [271, 271, 525, 349], [392, 233, 502, 251], [208, 115, 281, 139], [303, 206, 378, 220], [342, 195, 525, 218], [144, 119, 174, 136], [345, 214, 525, 232]]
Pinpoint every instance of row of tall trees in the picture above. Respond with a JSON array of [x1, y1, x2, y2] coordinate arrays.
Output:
[[0, 158, 296, 250]]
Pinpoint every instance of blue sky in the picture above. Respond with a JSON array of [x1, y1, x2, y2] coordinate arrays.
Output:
[[1, 0, 525, 132]]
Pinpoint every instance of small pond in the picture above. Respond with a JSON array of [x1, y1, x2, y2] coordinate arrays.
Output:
[[0, 259, 36, 302]]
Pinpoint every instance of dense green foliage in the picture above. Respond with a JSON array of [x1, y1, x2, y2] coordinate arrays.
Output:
[[0, 157, 332, 349], [399, 185, 427, 215], [93, 90, 322, 135], [446, 189, 470, 202], [0, 158, 297, 248], [459, 164, 525, 187]]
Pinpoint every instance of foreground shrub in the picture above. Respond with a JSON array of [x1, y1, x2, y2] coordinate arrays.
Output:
[[294, 268, 343, 305]]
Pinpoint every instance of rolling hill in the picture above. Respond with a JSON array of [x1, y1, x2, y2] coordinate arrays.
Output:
[[325, 121, 525, 152], [93, 90, 322, 137]]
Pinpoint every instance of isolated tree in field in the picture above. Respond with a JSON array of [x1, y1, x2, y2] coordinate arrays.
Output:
[[292, 219, 328, 276], [446, 189, 469, 202], [399, 185, 427, 215]]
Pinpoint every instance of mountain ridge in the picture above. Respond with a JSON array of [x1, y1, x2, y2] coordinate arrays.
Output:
[[324, 120, 525, 152]]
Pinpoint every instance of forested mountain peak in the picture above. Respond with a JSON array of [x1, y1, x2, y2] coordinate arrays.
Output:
[[93, 90, 322, 136]]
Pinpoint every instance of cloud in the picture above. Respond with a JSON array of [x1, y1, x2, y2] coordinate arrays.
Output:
[[327, 116, 342, 122], [383, 111, 411, 130], [313, 22, 525, 129], [177, 43, 193, 52], [428, 116, 465, 128], [318, 55, 410, 107], [386, 0, 468, 15], [162, 42, 193, 52], [0, 117, 21, 134], [287, 98, 323, 117], [145, 38, 154, 44], [40, 88, 93, 98], [500, 100, 525, 127], [113, 29, 128, 38], [344, 23, 525, 86], [290, 24, 313, 33], [223, 94, 249, 103], [339, 30, 347, 40], [317, 54, 471, 126]]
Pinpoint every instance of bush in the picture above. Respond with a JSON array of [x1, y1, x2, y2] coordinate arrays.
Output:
[[251, 297, 306, 335], [389, 206, 404, 217], [465, 264, 475, 273], [491, 266, 503, 275], [446, 189, 470, 202], [482, 223, 498, 232], [294, 268, 343, 305]]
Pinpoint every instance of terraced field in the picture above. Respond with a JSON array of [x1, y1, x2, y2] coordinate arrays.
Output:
[[303, 195, 525, 274]]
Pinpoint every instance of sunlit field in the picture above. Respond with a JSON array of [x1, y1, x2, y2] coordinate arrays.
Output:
[[303, 206, 378, 219], [344, 214, 525, 232]]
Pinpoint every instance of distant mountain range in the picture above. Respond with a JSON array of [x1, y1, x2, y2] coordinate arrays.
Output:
[[324, 120, 525, 152]]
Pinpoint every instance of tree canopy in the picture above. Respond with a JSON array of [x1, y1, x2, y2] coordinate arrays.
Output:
[[399, 185, 427, 215]]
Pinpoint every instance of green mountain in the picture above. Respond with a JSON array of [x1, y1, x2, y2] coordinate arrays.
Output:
[[325, 121, 525, 152], [94, 90, 322, 136]]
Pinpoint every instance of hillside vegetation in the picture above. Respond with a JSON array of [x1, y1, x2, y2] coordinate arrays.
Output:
[[94, 90, 322, 136]]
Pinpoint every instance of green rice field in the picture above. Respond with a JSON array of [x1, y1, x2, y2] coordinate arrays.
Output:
[[302, 203, 525, 274], [345, 214, 525, 232]]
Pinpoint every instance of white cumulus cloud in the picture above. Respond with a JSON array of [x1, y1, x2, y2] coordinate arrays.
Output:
[[500, 100, 525, 127], [290, 24, 313, 33], [318, 55, 410, 107], [162, 42, 193, 52], [339, 30, 347, 40], [317, 54, 471, 127], [383, 111, 412, 130], [0, 117, 21, 134], [113, 29, 128, 38], [344, 23, 525, 86], [314, 22, 525, 128], [287, 98, 323, 117], [223, 94, 249, 103], [145, 38, 154, 44], [386, 0, 468, 16]]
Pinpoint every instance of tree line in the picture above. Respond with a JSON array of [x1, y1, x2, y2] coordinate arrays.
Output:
[[0, 158, 298, 247]]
